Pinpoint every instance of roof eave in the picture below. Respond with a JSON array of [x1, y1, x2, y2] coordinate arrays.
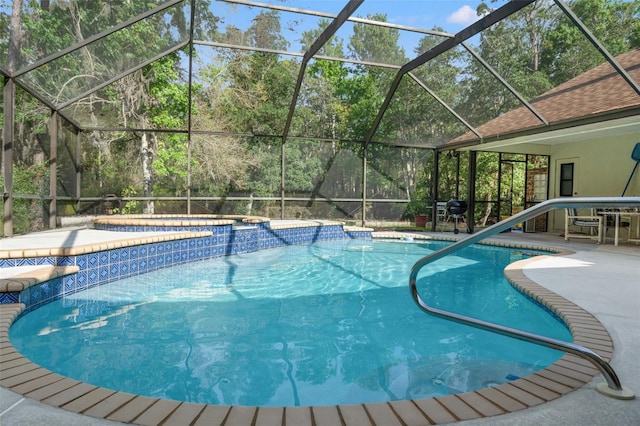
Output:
[[442, 105, 640, 151]]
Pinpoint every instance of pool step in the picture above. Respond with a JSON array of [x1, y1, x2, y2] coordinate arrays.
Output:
[[0, 266, 79, 293]]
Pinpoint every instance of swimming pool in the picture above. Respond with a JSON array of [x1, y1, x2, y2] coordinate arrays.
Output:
[[9, 239, 570, 407]]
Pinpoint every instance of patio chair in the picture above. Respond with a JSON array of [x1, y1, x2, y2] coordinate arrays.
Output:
[[436, 202, 448, 231], [564, 208, 603, 243]]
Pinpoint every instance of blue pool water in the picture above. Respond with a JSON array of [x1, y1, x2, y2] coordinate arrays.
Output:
[[10, 240, 571, 407]]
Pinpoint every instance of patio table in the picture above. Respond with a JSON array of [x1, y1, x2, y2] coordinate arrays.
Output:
[[598, 209, 640, 246]]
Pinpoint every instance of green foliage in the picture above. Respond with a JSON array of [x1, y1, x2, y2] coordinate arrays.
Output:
[[541, 0, 640, 84], [2, 0, 637, 228], [112, 186, 140, 214], [0, 163, 49, 234], [349, 14, 407, 65]]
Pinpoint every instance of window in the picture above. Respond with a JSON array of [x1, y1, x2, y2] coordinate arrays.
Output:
[[533, 174, 547, 201], [559, 163, 574, 197]]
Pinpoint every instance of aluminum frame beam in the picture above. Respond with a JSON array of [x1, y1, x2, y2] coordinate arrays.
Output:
[[364, 0, 536, 148], [280, 0, 364, 144], [554, 0, 640, 96]]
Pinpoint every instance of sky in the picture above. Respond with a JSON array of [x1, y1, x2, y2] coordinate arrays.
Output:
[[272, 1, 508, 31], [352, 0, 494, 29], [214, 0, 508, 57]]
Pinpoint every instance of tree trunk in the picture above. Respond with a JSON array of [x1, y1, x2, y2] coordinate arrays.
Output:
[[247, 193, 253, 215], [8, 0, 23, 73], [479, 191, 493, 226], [141, 132, 154, 214], [3, 0, 22, 180]]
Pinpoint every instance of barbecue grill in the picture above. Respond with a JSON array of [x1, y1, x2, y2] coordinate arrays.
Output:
[[446, 199, 468, 234]]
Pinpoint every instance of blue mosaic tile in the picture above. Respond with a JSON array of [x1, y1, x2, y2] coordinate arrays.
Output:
[[76, 255, 88, 269], [36, 257, 56, 265], [148, 245, 156, 256], [53, 277, 64, 296], [88, 269, 99, 285], [98, 252, 109, 266], [109, 250, 120, 263], [109, 264, 119, 279], [139, 259, 148, 272], [29, 286, 41, 304], [139, 246, 148, 257], [20, 288, 31, 305], [130, 261, 139, 275], [0, 259, 17, 268], [120, 248, 130, 261], [130, 247, 139, 259], [99, 266, 109, 281], [16, 257, 37, 266], [40, 281, 51, 299], [120, 263, 129, 276], [63, 275, 76, 293], [88, 253, 99, 268], [0, 292, 20, 304], [76, 271, 87, 288]]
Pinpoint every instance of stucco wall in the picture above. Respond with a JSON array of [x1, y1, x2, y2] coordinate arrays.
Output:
[[548, 133, 640, 231]]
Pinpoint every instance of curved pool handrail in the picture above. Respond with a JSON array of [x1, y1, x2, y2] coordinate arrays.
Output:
[[409, 196, 639, 400]]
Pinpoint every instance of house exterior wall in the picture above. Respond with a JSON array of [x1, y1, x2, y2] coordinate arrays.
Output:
[[548, 132, 640, 232]]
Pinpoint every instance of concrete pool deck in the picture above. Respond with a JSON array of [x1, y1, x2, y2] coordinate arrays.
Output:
[[0, 227, 638, 425]]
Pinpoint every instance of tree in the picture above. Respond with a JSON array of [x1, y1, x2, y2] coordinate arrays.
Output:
[[459, 1, 556, 127], [349, 14, 407, 65], [346, 14, 408, 141], [191, 11, 297, 213], [541, 0, 640, 84], [298, 20, 350, 140]]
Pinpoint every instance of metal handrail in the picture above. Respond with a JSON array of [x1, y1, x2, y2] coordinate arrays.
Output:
[[409, 197, 640, 398]]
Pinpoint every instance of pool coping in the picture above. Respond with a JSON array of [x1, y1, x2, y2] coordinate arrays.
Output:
[[0, 233, 614, 425]]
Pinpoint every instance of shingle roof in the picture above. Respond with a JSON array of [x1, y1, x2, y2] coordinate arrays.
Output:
[[449, 48, 640, 144]]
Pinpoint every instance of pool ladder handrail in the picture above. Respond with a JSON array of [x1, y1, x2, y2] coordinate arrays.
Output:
[[409, 197, 639, 400]]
